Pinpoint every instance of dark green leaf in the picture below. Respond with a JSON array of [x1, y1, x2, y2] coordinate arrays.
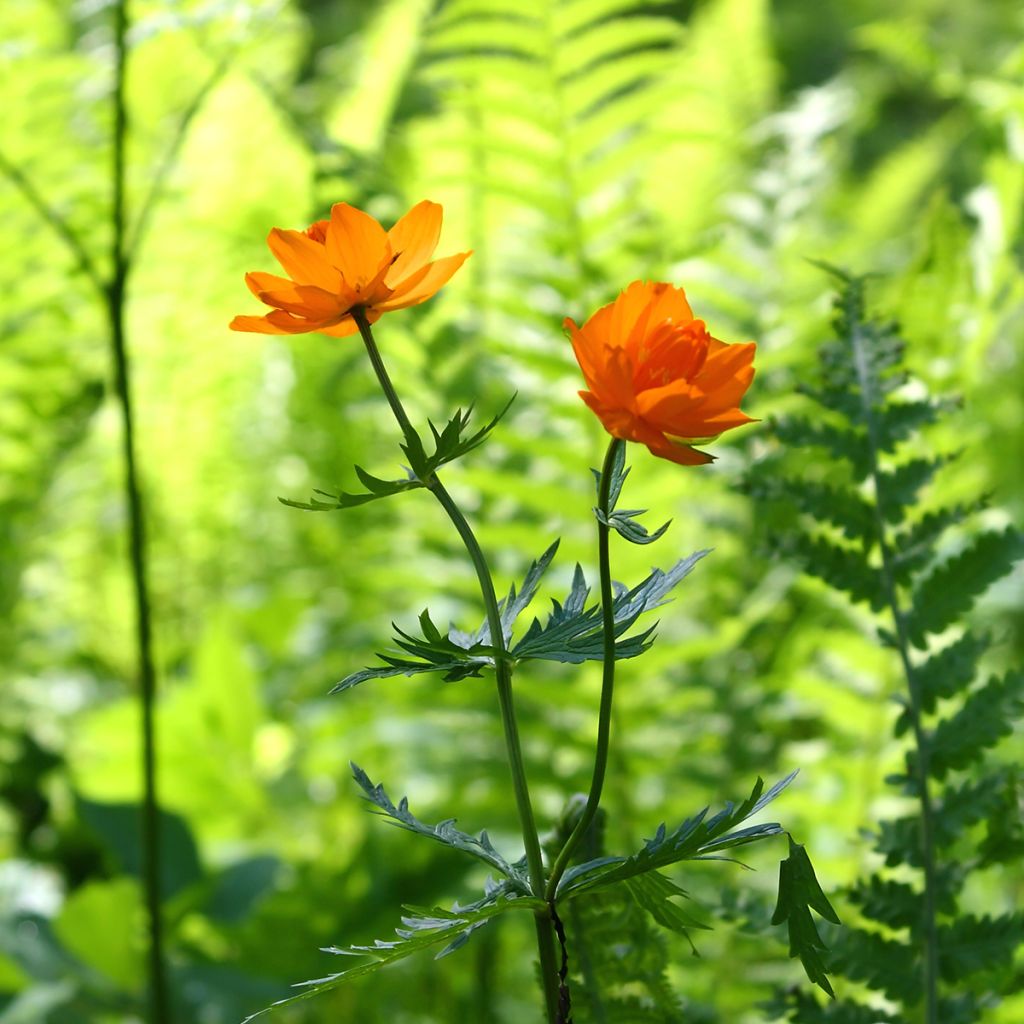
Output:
[[906, 527, 1024, 646], [559, 772, 795, 896], [240, 894, 544, 1022], [918, 671, 1024, 779], [350, 763, 528, 889], [770, 837, 838, 997]]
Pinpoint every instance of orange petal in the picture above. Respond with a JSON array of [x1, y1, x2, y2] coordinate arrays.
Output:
[[645, 437, 715, 466], [246, 273, 349, 318], [579, 392, 665, 448], [375, 251, 471, 310], [229, 314, 293, 335], [325, 203, 390, 289], [643, 282, 694, 331], [245, 271, 298, 298], [267, 229, 341, 291], [319, 309, 381, 338], [260, 309, 342, 335], [568, 320, 607, 395], [386, 201, 442, 287]]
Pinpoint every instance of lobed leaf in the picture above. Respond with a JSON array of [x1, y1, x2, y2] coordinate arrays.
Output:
[[558, 772, 796, 897], [905, 527, 1024, 646], [350, 763, 528, 889], [771, 837, 840, 998], [240, 894, 544, 1021]]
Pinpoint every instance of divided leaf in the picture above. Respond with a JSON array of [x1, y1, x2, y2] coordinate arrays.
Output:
[[350, 764, 528, 889], [906, 527, 1024, 646], [558, 772, 796, 897], [240, 894, 544, 1022], [282, 399, 513, 511], [592, 443, 670, 546], [511, 550, 709, 664], [771, 837, 840, 998]]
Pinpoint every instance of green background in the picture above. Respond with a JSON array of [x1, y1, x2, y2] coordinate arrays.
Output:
[[1, 0, 1021, 1021]]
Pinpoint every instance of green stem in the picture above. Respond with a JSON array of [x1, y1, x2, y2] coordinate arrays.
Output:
[[109, 3, 170, 1022], [545, 438, 622, 901], [352, 308, 559, 1023], [849, 305, 938, 1023]]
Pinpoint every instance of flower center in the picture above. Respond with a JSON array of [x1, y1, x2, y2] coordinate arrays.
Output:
[[633, 319, 710, 391], [304, 219, 329, 244]]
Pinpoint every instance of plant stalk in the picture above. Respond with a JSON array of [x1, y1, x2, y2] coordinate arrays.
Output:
[[850, 309, 939, 1023], [352, 308, 560, 1023], [109, 2, 170, 1021], [545, 437, 622, 900]]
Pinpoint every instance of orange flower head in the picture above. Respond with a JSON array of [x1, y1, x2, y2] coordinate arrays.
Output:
[[566, 281, 756, 465], [230, 201, 471, 338]]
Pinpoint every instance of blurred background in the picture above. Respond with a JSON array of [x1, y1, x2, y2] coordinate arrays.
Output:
[[1, 0, 1022, 1021]]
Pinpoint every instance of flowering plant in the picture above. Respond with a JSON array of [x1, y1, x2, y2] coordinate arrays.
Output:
[[237, 201, 836, 1023]]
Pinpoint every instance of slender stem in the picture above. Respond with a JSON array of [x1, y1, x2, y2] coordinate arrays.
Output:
[[352, 308, 560, 1023], [0, 148, 104, 291], [545, 438, 622, 900], [108, 5, 170, 1022], [850, 311, 938, 1023]]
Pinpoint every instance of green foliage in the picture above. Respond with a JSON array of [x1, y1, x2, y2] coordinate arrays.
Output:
[[334, 545, 710, 690], [771, 839, 840, 998], [2, 0, 1023, 1021], [240, 892, 546, 1022], [751, 272, 1024, 1022], [281, 399, 513, 510], [592, 442, 671, 546], [350, 763, 529, 889]]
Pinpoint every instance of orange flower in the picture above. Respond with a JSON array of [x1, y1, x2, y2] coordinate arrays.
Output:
[[230, 201, 470, 337], [566, 281, 756, 465]]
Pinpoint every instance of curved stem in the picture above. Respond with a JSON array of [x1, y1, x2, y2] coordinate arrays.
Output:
[[352, 308, 559, 1023], [108, 2, 170, 1022], [545, 438, 622, 900]]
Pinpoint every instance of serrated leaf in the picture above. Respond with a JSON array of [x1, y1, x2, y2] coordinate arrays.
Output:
[[936, 913, 1024, 983], [619, 871, 710, 954], [591, 443, 670, 546], [915, 671, 1024, 780], [559, 772, 795, 897], [906, 527, 1024, 646], [770, 416, 871, 479], [511, 550, 709, 665], [279, 472, 421, 511], [847, 877, 920, 931], [891, 499, 989, 583], [876, 455, 951, 523], [349, 764, 528, 888], [789, 534, 885, 610], [240, 894, 544, 1022], [894, 631, 988, 735], [770, 837, 839, 997], [477, 540, 560, 646]]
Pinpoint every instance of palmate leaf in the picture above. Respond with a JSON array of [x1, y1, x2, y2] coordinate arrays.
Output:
[[558, 772, 797, 897], [240, 893, 545, 1022], [905, 526, 1024, 647], [334, 543, 705, 691], [281, 399, 513, 511], [349, 763, 529, 890], [511, 550, 709, 664], [771, 837, 841, 998], [332, 608, 496, 694]]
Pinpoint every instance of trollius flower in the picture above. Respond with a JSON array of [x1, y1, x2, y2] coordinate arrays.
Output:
[[566, 281, 756, 465], [230, 201, 470, 337]]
